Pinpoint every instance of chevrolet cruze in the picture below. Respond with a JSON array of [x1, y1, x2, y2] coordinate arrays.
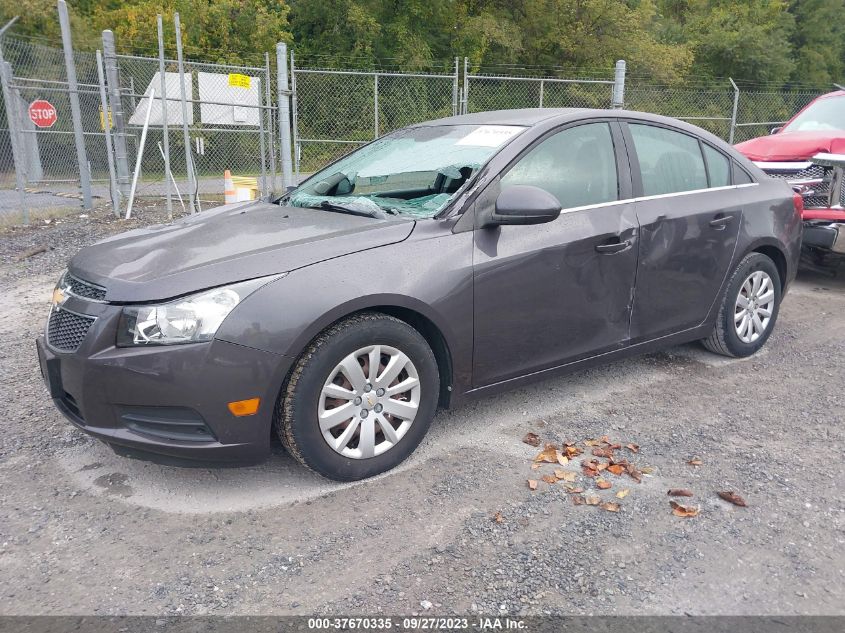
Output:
[[37, 109, 802, 481]]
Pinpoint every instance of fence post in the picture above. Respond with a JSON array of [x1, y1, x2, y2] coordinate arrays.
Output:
[[276, 42, 294, 190], [452, 57, 459, 116], [95, 50, 119, 217], [156, 15, 173, 220], [373, 73, 379, 139], [728, 78, 739, 144], [102, 30, 130, 202], [265, 52, 277, 193], [463, 57, 469, 114], [611, 59, 626, 109], [289, 50, 299, 180], [57, 0, 92, 210], [539, 79, 545, 107], [0, 18, 29, 225], [174, 13, 196, 213]]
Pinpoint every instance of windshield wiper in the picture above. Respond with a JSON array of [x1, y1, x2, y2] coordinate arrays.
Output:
[[318, 200, 387, 219]]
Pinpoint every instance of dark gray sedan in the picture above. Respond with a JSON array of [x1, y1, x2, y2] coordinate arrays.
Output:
[[37, 109, 802, 481]]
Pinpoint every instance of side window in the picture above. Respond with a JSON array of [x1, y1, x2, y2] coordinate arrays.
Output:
[[732, 162, 754, 184], [629, 124, 707, 195], [703, 144, 731, 187], [501, 122, 618, 208]]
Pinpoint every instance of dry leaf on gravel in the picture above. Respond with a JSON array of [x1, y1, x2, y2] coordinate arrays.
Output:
[[554, 469, 577, 482], [585, 495, 601, 506], [687, 456, 703, 466], [572, 495, 586, 505], [596, 479, 612, 490], [626, 464, 643, 483], [563, 485, 585, 494], [607, 464, 625, 476], [640, 466, 655, 475], [592, 447, 614, 458], [564, 445, 583, 459], [557, 454, 569, 466], [527, 479, 538, 491], [717, 491, 748, 507], [668, 489, 694, 497], [596, 461, 608, 472], [493, 511, 504, 523], [607, 443, 622, 450], [534, 443, 560, 463], [541, 474, 557, 485], [600, 502, 620, 513], [600, 435, 611, 444], [626, 443, 639, 453], [670, 500, 700, 518], [583, 438, 602, 447], [616, 489, 630, 499], [530, 463, 541, 470], [522, 432, 541, 447]]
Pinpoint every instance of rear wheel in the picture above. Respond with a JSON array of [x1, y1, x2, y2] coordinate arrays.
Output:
[[702, 252, 781, 357], [276, 312, 439, 481]]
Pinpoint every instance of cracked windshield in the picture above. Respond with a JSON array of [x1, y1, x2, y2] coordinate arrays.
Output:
[[287, 124, 524, 218]]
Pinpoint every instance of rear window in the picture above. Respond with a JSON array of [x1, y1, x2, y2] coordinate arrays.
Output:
[[703, 144, 731, 187], [629, 124, 707, 196]]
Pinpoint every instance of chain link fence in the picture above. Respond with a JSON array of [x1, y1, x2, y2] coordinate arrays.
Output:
[[0, 4, 834, 225]]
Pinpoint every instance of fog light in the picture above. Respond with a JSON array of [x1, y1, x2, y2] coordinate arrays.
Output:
[[227, 398, 260, 417]]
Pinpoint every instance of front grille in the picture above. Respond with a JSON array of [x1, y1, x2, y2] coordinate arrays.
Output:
[[47, 309, 95, 352], [120, 406, 217, 443], [763, 163, 836, 209], [66, 274, 107, 302], [766, 164, 826, 181]]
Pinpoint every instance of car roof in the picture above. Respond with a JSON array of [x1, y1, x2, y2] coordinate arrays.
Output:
[[418, 107, 710, 130]]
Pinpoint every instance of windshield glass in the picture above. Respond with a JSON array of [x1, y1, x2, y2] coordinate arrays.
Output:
[[287, 124, 524, 218], [783, 96, 845, 132]]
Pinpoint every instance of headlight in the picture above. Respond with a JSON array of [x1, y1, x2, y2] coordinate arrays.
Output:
[[116, 276, 282, 346]]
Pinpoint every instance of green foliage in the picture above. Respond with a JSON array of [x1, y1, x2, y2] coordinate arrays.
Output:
[[0, 0, 842, 88]]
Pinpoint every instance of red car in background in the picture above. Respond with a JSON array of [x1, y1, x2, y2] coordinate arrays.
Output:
[[736, 90, 845, 271]]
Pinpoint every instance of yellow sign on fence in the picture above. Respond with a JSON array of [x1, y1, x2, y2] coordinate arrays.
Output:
[[99, 106, 113, 130], [228, 73, 251, 89]]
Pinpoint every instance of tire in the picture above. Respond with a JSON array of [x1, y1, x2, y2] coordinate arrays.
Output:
[[702, 252, 782, 358], [276, 312, 440, 481]]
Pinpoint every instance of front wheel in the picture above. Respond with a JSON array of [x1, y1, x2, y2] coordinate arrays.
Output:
[[276, 312, 440, 481], [702, 252, 782, 358]]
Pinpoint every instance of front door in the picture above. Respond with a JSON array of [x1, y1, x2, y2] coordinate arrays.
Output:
[[624, 122, 743, 341], [472, 121, 639, 388]]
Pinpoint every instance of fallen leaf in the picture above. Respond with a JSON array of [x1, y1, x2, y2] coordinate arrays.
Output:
[[534, 443, 559, 463], [600, 501, 620, 512], [584, 438, 602, 447], [616, 489, 630, 499], [626, 443, 640, 453], [717, 491, 747, 507], [541, 474, 557, 485], [596, 478, 612, 490], [563, 485, 585, 494], [670, 500, 700, 518], [564, 445, 583, 459], [596, 462, 608, 472], [585, 495, 601, 506], [563, 441, 576, 447], [599, 435, 611, 444], [687, 456, 703, 467], [607, 443, 622, 450], [592, 447, 614, 458], [493, 511, 504, 523], [522, 432, 541, 447], [530, 463, 541, 470], [626, 463, 643, 483], [555, 469, 577, 483], [668, 489, 694, 497], [527, 479, 538, 491], [557, 454, 569, 466], [607, 464, 625, 476], [640, 466, 655, 475], [572, 495, 586, 505]]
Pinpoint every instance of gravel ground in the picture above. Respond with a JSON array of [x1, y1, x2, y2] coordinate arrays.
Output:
[[0, 208, 843, 617]]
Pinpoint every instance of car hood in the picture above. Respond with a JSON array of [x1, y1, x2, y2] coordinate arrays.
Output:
[[69, 201, 415, 302], [735, 131, 845, 162]]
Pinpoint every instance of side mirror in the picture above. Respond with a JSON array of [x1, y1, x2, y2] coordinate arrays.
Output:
[[486, 185, 561, 227], [770, 127, 782, 135]]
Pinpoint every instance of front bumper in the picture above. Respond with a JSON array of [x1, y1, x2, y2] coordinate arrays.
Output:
[[36, 296, 293, 464]]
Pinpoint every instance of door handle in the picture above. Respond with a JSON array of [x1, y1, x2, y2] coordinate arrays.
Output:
[[595, 239, 632, 254], [709, 215, 734, 229]]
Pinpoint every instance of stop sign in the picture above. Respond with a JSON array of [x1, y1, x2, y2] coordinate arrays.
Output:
[[28, 100, 58, 128]]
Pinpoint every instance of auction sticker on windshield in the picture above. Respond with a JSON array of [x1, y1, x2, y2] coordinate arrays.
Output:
[[456, 125, 523, 147]]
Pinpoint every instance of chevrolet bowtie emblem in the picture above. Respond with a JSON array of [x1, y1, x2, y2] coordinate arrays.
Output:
[[52, 286, 66, 309]]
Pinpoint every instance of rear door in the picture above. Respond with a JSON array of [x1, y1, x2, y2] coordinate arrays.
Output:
[[623, 122, 743, 341]]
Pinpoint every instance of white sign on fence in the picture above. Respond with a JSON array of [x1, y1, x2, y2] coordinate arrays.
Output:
[[198, 71, 261, 126], [128, 72, 194, 126]]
